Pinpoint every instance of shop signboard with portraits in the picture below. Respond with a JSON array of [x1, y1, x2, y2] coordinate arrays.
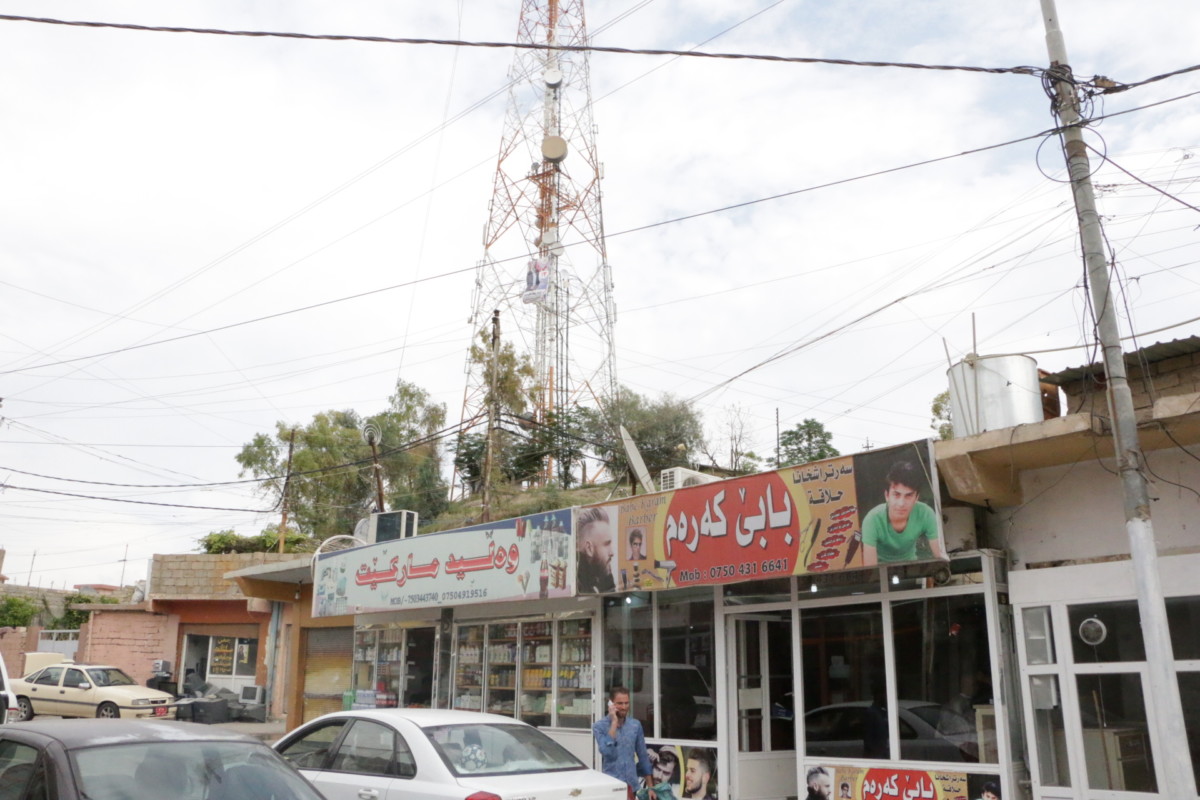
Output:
[[576, 440, 945, 594]]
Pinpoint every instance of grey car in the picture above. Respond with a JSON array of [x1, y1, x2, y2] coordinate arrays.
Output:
[[804, 700, 979, 762], [0, 718, 328, 800]]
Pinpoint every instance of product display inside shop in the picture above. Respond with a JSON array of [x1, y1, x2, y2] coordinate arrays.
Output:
[[452, 616, 594, 728]]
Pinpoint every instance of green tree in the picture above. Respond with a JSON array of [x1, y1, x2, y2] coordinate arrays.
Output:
[[455, 328, 539, 493], [931, 390, 954, 440], [0, 596, 40, 627], [234, 379, 449, 542], [197, 527, 308, 555], [586, 387, 705, 480], [50, 593, 118, 629], [776, 418, 839, 466]]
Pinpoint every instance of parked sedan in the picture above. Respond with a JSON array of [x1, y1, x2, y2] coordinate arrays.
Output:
[[804, 700, 979, 762], [275, 708, 631, 800], [0, 718, 327, 800], [12, 663, 175, 720]]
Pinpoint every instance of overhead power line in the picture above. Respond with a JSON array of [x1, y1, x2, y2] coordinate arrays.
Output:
[[0, 13, 1044, 77], [3, 90, 1196, 380]]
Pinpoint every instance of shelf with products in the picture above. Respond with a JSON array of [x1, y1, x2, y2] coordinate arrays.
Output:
[[453, 624, 486, 713]]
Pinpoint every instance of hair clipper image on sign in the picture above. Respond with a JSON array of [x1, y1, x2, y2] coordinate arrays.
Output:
[[576, 440, 943, 593]]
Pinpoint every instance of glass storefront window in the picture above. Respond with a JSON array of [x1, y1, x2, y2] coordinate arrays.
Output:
[[1022, 606, 1055, 665], [891, 594, 995, 763], [887, 557, 982, 591], [1068, 600, 1145, 663], [723, 578, 790, 606], [1074, 673, 1157, 793], [1029, 675, 1070, 787], [1167, 595, 1200, 660], [801, 604, 887, 759], [602, 593, 653, 719], [657, 589, 715, 741], [1177, 671, 1200, 787], [798, 569, 881, 599]]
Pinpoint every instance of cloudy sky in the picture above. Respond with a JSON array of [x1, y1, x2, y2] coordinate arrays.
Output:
[[1, 0, 1197, 591]]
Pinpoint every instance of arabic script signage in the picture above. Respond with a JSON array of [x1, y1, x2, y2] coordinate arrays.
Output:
[[313, 509, 573, 617], [577, 440, 943, 593], [804, 763, 1001, 800]]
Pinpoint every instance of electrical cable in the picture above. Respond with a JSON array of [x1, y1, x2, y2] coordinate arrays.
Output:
[[0, 13, 1046, 77]]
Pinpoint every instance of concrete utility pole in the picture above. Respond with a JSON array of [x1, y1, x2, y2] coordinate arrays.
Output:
[[278, 429, 296, 553], [480, 310, 501, 523], [1040, 2, 1197, 795]]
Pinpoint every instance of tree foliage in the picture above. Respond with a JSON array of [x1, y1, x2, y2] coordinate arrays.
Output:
[[704, 404, 762, 474], [455, 328, 541, 493], [587, 387, 705, 480], [50, 593, 118, 629], [0, 596, 40, 628], [931, 390, 954, 440], [234, 379, 449, 543], [776, 418, 839, 467], [197, 527, 309, 555]]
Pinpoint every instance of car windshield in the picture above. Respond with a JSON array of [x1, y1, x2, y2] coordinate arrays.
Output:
[[85, 668, 135, 687], [72, 740, 324, 800], [423, 722, 585, 777]]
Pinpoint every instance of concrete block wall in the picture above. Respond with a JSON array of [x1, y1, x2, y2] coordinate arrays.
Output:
[[150, 553, 298, 600], [1062, 351, 1200, 415]]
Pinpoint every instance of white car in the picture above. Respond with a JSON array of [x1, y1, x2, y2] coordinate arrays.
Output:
[[275, 707, 632, 800]]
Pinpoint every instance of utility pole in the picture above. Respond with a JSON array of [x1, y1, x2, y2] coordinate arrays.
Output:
[[1041, 3, 1196, 795], [481, 310, 501, 523], [278, 429, 296, 553]]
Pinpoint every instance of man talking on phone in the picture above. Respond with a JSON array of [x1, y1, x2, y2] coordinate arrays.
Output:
[[593, 686, 656, 798]]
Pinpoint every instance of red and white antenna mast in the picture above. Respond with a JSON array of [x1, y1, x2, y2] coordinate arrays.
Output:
[[460, 0, 617, 488]]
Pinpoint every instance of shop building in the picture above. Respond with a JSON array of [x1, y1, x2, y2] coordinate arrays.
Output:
[[234, 339, 1200, 800]]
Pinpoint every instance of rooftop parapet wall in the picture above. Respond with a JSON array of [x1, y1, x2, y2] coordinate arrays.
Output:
[[1050, 337, 1200, 417], [150, 553, 301, 600]]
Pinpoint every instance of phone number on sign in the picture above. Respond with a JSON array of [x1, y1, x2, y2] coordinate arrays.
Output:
[[678, 557, 790, 582]]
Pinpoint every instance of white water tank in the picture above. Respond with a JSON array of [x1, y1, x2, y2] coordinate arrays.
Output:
[[947, 354, 1043, 437]]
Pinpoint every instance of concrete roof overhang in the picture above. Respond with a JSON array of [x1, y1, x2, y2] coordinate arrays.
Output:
[[936, 390, 1200, 508], [225, 557, 312, 602]]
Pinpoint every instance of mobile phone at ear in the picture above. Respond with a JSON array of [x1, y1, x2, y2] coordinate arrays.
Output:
[[607, 700, 615, 713]]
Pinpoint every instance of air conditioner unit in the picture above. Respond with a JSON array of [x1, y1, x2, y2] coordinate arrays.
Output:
[[367, 510, 419, 544], [659, 467, 720, 491]]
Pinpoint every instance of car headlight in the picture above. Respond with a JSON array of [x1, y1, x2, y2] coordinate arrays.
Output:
[[132, 698, 151, 706]]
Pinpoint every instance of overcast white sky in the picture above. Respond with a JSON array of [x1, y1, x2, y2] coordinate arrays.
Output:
[[1, 0, 1198, 591]]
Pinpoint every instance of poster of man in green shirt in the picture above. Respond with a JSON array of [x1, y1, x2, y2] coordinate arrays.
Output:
[[860, 457, 946, 565]]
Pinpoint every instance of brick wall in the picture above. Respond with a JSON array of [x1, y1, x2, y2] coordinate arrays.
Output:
[[150, 553, 298, 600], [1061, 351, 1200, 416], [0, 627, 40, 678], [76, 609, 176, 686]]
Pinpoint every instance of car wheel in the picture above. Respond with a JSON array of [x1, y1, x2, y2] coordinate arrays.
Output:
[[16, 697, 35, 722], [96, 702, 121, 719]]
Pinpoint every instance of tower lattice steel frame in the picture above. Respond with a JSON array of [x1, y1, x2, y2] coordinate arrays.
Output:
[[460, 0, 617, 487]]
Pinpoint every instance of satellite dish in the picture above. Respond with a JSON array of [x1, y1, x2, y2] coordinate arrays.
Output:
[[361, 422, 382, 446], [353, 518, 370, 540], [310, 534, 369, 581], [1078, 617, 1107, 646], [619, 425, 656, 495]]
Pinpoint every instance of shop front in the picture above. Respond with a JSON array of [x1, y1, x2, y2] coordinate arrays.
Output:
[[1011, 552, 1200, 800], [313, 440, 1020, 799]]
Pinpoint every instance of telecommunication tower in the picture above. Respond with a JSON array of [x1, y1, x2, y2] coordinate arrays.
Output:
[[461, 0, 617, 486]]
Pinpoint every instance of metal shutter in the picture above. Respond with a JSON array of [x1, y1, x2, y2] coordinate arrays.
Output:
[[302, 627, 353, 723]]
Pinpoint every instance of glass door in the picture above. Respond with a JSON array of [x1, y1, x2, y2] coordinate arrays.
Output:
[[729, 611, 796, 800]]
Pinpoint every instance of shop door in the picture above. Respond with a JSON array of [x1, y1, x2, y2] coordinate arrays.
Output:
[[728, 612, 796, 800]]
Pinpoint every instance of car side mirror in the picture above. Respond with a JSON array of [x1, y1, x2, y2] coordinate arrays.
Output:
[[77, 682, 91, 690]]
